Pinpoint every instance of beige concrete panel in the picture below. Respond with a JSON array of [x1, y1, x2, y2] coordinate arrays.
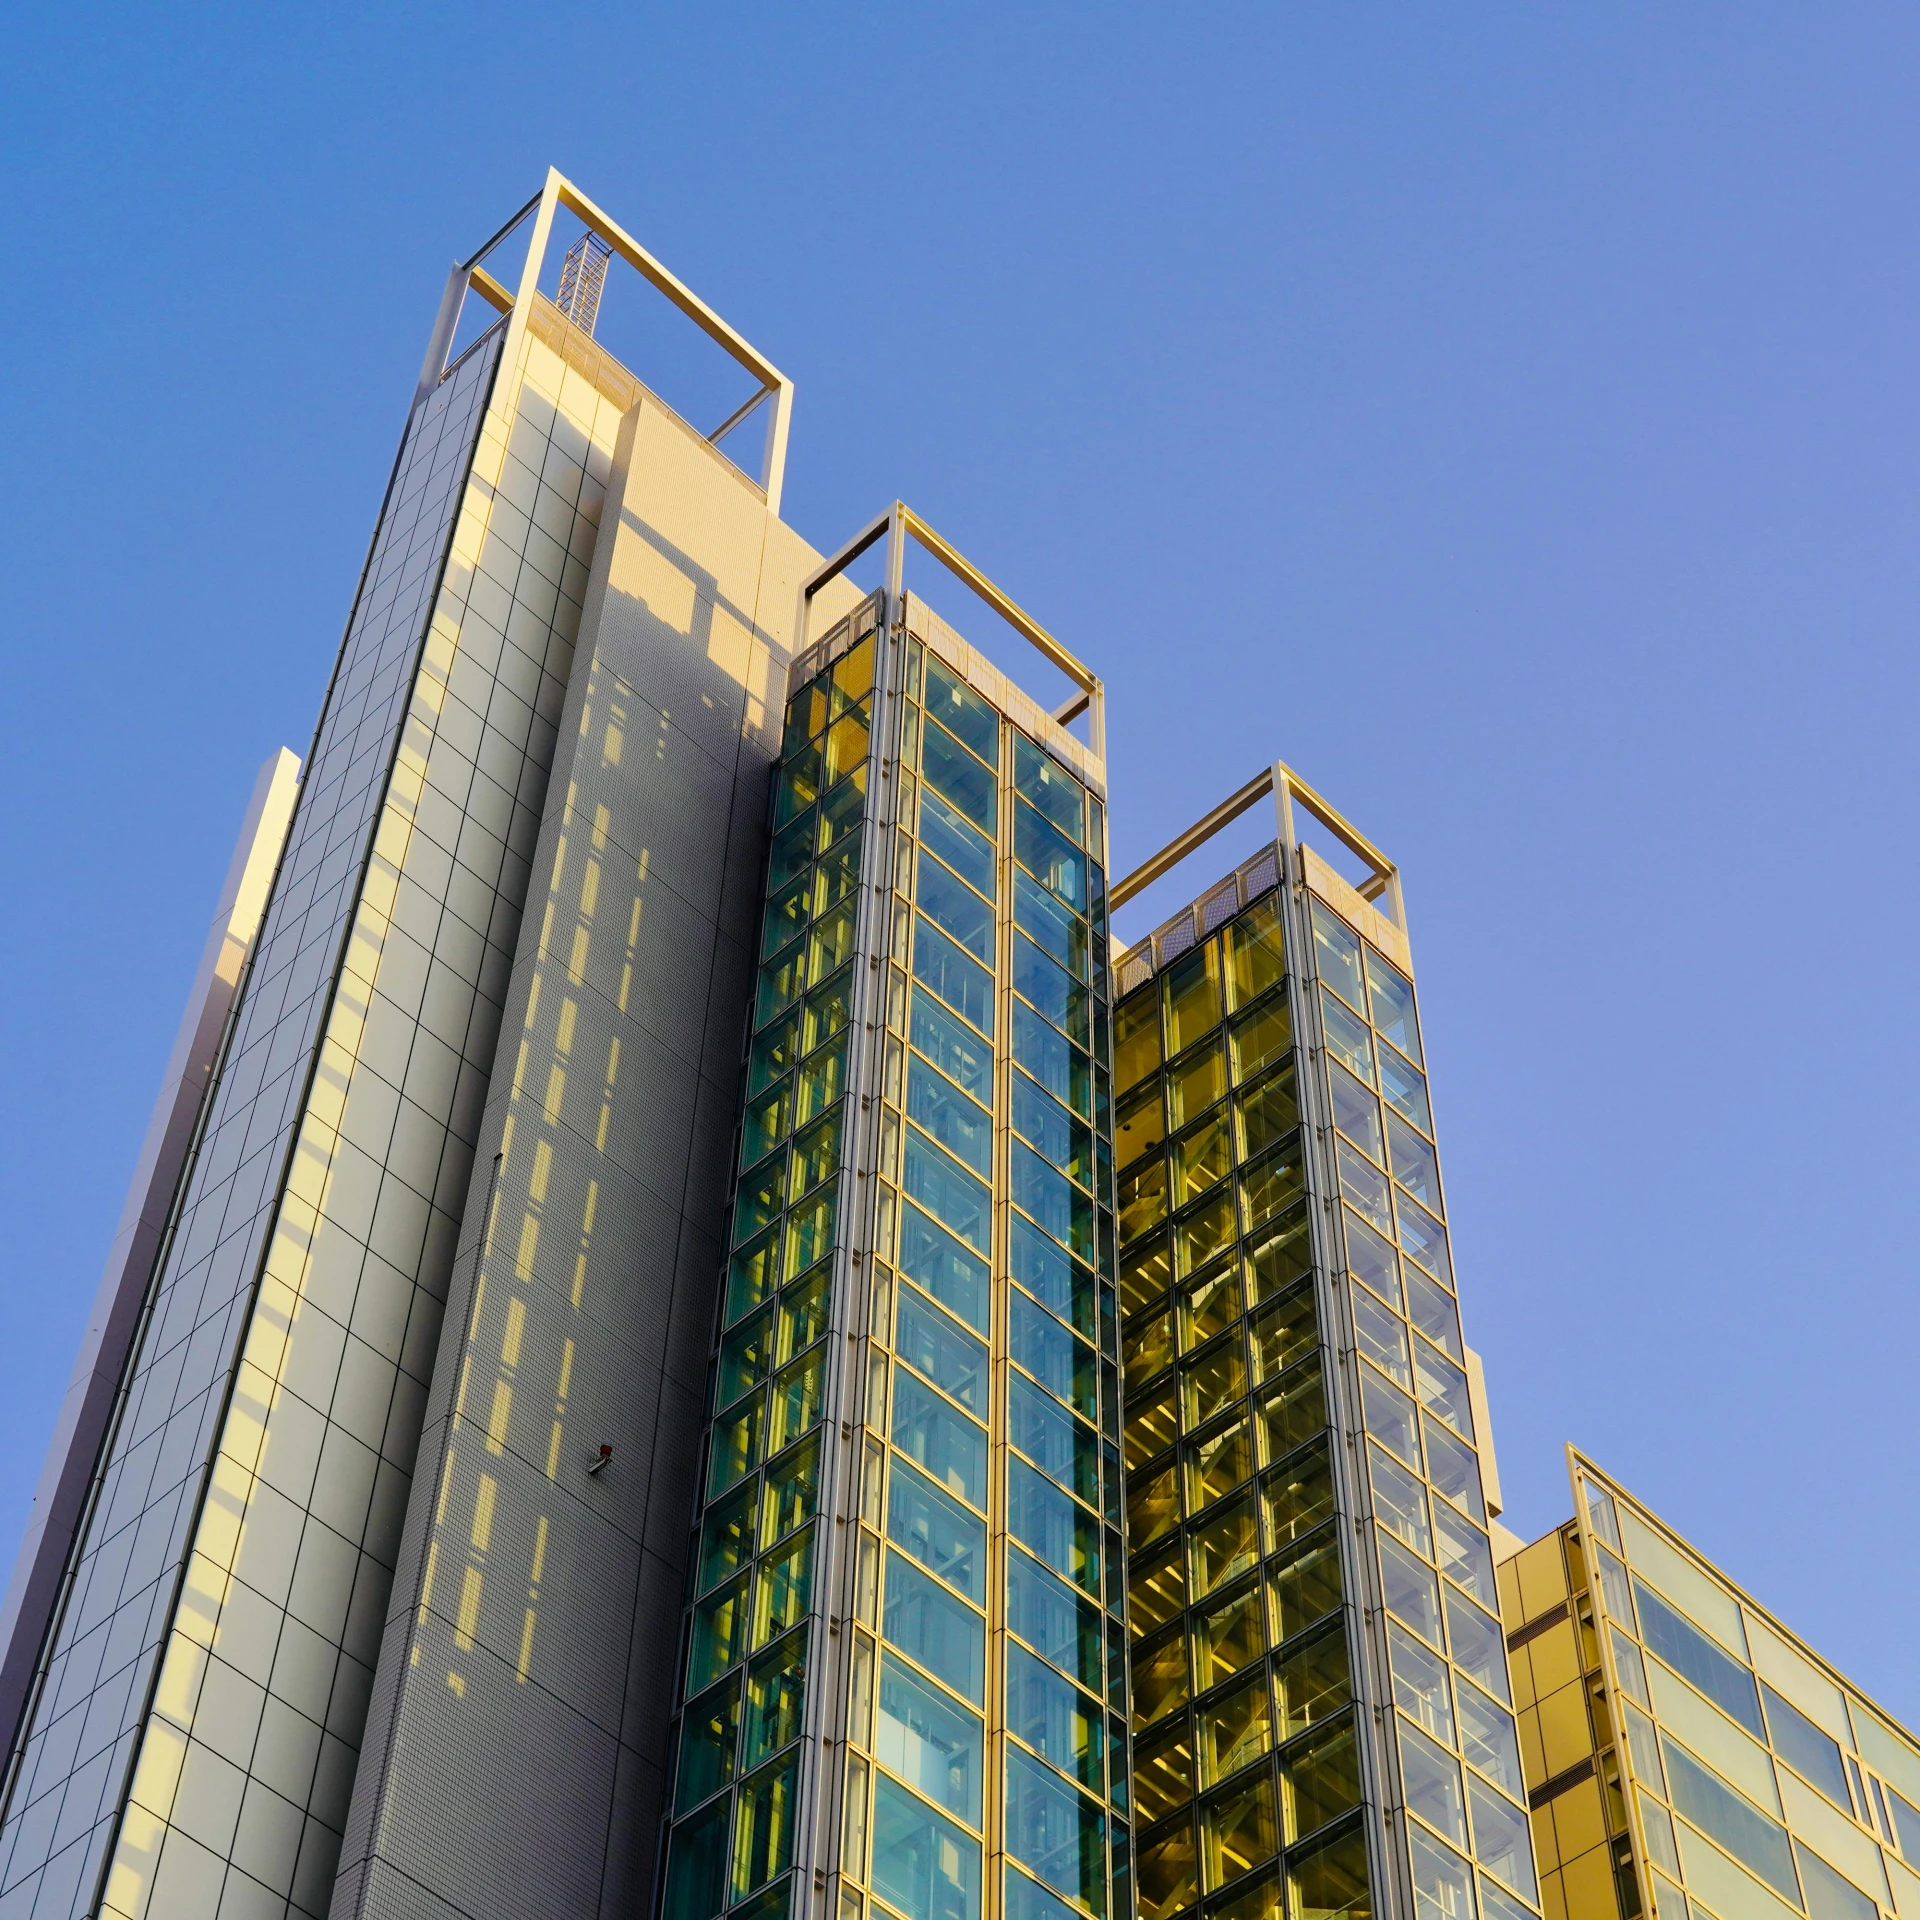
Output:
[[620, 396, 772, 622]]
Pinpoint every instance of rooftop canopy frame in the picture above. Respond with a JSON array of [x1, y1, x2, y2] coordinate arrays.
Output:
[[796, 500, 1105, 760], [1111, 760, 1405, 930], [415, 167, 795, 514]]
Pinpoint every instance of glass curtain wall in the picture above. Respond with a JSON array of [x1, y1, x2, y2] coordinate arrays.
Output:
[[1115, 866, 1538, 1920], [1115, 888, 1372, 1920], [1504, 1459, 1920, 1920], [1298, 897, 1540, 1920], [661, 603, 1128, 1920]]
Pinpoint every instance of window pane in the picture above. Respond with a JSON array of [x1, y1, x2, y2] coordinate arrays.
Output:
[[909, 1059, 993, 1178], [1231, 992, 1292, 1084], [691, 1574, 749, 1688], [1378, 1534, 1442, 1647], [1016, 868, 1089, 981], [1378, 1044, 1432, 1134], [1457, 1681, 1524, 1801], [1423, 1417, 1485, 1523], [1387, 1112, 1442, 1214], [1310, 902, 1365, 1011], [1257, 1357, 1325, 1467], [920, 787, 996, 898], [1328, 1061, 1383, 1164], [1017, 1072, 1096, 1188], [1007, 1642, 1104, 1793], [1010, 1546, 1105, 1692], [914, 920, 995, 1036], [1318, 991, 1374, 1083], [1193, 1494, 1261, 1599], [746, 1630, 808, 1768], [1364, 949, 1421, 1064], [1137, 1821, 1197, 1920], [1199, 1674, 1272, 1789], [888, 1456, 987, 1603], [1195, 1583, 1266, 1693], [764, 1433, 821, 1545], [1361, 1368, 1421, 1469], [1165, 944, 1225, 1055], [1400, 1722, 1466, 1845], [1337, 1140, 1392, 1235], [1133, 1719, 1196, 1826], [1275, 1627, 1351, 1741], [1014, 1140, 1097, 1264], [1395, 1192, 1452, 1289], [1662, 1736, 1798, 1901], [1235, 1061, 1298, 1161], [1760, 1683, 1850, 1808], [1368, 1443, 1431, 1558], [1432, 1506, 1496, 1610], [1269, 1526, 1342, 1642], [1168, 1039, 1228, 1128], [893, 1371, 987, 1509], [1389, 1624, 1454, 1745], [1248, 1283, 1315, 1384], [1405, 1266, 1463, 1362], [1006, 1745, 1107, 1912], [914, 993, 994, 1103], [1009, 1303, 1095, 1431], [925, 657, 1000, 766], [1286, 1823, 1370, 1920], [1227, 899, 1287, 1010], [1016, 933, 1090, 1046], [1264, 1438, 1334, 1551], [878, 1652, 984, 1826], [1406, 1825, 1473, 1920], [1016, 797, 1088, 914], [922, 716, 998, 833], [1202, 1772, 1277, 1891], [872, 1772, 984, 1920], [1444, 1590, 1510, 1704], [883, 1554, 985, 1704], [1343, 1210, 1402, 1310], [1009, 1456, 1101, 1594], [1014, 734, 1086, 843], [1281, 1715, 1361, 1843], [1017, 1000, 1091, 1118], [1011, 1371, 1101, 1506], [1114, 990, 1162, 1093], [1174, 1110, 1232, 1206], [898, 1285, 988, 1416], [1633, 1578, 1763, 1737], [733, 1750, 800, 1896], [1115, 1081, 1166, 1171], [1011, 1217, 1098, 1341], [702, 1481, 760, 1593], [1414, 1342, 1474, 1442], [904, 1128, 993, 1255], [899, 1203, 990, 1334], [677, 1675, 741, 1811], [1352, 1290, 1411, 1391], [663, 1795, 730, 1920], [917, 847, 994, 957], [753, 1528, 815, 1647]]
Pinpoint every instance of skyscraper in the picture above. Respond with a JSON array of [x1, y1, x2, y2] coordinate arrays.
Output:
[[0, 169, 1546, 1920], [1501, 1453, 1920, 1920]]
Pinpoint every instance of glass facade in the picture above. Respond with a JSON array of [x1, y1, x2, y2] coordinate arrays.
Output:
[[1115, 849, 1536, 1920], [661, 596, 1129, 1920], [1503, 1456, 1920, 1920]]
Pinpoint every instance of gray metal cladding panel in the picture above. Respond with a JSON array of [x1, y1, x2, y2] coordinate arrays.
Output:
[[335, 408, 797, 1920], [0, 337, 501, 1920]]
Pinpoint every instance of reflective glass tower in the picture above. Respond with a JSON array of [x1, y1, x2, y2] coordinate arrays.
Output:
[[1101, 774, 1534, 1920], [656, 512, 1126, 1920]]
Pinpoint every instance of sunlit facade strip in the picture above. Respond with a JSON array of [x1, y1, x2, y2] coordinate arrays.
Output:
[[1502, 1453, 1920, 1920]]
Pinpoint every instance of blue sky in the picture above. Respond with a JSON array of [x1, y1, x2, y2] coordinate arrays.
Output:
[[3, 6, 1917, 1715]]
